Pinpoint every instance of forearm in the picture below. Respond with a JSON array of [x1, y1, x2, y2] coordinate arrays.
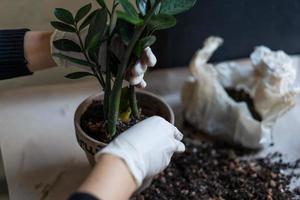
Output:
[[24, 31, 56, 72], [78, 154, 137, 200]]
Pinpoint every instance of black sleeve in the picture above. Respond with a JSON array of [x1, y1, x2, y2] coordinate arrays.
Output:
[[0, 29, 33, 80], [68, 193, 100, 200]]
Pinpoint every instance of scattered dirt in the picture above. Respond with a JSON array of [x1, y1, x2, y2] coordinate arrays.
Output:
[[80, 100, 145, 143], [137, 140, 300, 200], [226, 88, 262, 122], [82, 99, 299, 200]]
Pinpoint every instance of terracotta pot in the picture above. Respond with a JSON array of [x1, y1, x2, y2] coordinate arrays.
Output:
[[74, 90, 174, 166]]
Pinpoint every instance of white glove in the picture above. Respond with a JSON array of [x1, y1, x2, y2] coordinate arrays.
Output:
[[51, 30, 157, 88], [94, 116, 185, 187]]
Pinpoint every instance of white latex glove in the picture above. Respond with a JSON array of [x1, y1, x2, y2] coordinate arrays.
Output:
[[51, 30, 157, 88], [94, 116, 185, 188]]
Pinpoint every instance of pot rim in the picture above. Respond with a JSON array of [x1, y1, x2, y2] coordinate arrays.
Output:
[[74, 89, 174, 145]]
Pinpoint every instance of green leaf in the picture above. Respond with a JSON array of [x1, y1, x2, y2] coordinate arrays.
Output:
[[87, 33, 104, 50], [134, 35, 156, 56], [52, 53, 96, 67], [54, 8, 74, 24], [140, 35, 156, 47], [136, 0, 147, 15], [153, 1, 161, 15], [118, 0, 138, 18], [109, 51, 121, 77], [65, 72, 94, 79], [109, 14, 118, 35], [53, 39, 82, 52], [51, 21, 76, 32], [117, 11, 143, 25], [79, 10, 98, 31], [96, 0, 107, 8], [117, 0, 143, 25], [136, 0, 160, 15], [116, 19, 134, 45], [148, 14, 176, 31], [160, 0, 197, 15], [87, 49, 99, 64], [75, 3, 92, 23], [85, 9, 108, 50]]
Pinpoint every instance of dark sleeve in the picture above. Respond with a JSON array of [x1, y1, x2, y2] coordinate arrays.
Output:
[[0, 29, 33, 80], [68, 193, 100, 200]]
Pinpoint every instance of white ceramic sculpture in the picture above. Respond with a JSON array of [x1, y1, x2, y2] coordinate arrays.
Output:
[[182, 37, 300, 149]]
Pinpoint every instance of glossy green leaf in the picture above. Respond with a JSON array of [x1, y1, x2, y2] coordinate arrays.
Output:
[[134, 35, 156, 56], [140, 35, 156, 47], [65, 72, 94, 79], [117, 11, 143, 25], [136, 0, 160, 15], [116, 19, 134, 45], [52, 53, 95, 67], [79, 10, 98, 31], [118, 0, 138, 18], [109, 51, 120, 77], [54, 8, 74, 24], [87, 49, 98, 64], [109, 14, 118, 35], [96, 0, 107, 8], [85, 9, 108, 50], [148, 14, 176, 31], [53, 39, 82, 52], [75, 3, 92, 23], [160, 0, 197, 15], [136, 0, 147, 15], [87, 33, 104, 51], [153, 1, 162, 15], [51, 21, 76, 32]]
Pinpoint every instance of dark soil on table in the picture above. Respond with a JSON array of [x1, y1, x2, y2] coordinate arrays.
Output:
[[226, 88, 262, 122], [137, 140, 300, 200], [82, 99, 300, 200], [80, 100, 146, 143]]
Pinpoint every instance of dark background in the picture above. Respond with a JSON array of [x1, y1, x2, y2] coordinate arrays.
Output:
[[153, 0, 300, 67]]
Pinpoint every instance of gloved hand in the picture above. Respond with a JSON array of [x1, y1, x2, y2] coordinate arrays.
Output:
[[94, 116, 185, 188], [50, 30, 157, 88]]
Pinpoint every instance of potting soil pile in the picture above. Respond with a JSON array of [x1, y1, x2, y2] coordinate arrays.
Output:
[[137, 139, 300, 200]]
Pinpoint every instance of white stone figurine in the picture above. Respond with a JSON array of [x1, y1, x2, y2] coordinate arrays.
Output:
[[182, 37, 300, 149]]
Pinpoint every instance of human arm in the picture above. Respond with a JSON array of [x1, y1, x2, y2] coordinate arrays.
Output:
[[0, 29, 57, 80], [24, 31, 56, 72], [75, 154, 136, 200]]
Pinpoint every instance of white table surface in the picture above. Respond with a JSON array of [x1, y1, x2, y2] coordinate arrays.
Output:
[[1, 57, 300, 199], [0, 79, 99, 200]]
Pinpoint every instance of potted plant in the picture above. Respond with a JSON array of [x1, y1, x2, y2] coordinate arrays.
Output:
[[51, 0, 197, 165]]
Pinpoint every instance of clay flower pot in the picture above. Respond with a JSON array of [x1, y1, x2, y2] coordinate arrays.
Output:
[[74, 90, 174, 166]]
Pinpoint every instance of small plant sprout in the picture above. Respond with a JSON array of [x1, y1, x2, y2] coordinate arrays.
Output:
[[51, 0, 197, 140]]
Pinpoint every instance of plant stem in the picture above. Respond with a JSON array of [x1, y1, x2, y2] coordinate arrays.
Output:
[[104, 47, 111, 121], [104, 0, 117, 123], [107, 0, 161, 137], [96, 63, 106, 88], [129, 85, 139, 118]]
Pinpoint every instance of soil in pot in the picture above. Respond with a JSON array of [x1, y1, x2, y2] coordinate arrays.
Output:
[[136, 139, 300, 200], [80, 100, 147, 143], [225, 88, 262, 122]]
